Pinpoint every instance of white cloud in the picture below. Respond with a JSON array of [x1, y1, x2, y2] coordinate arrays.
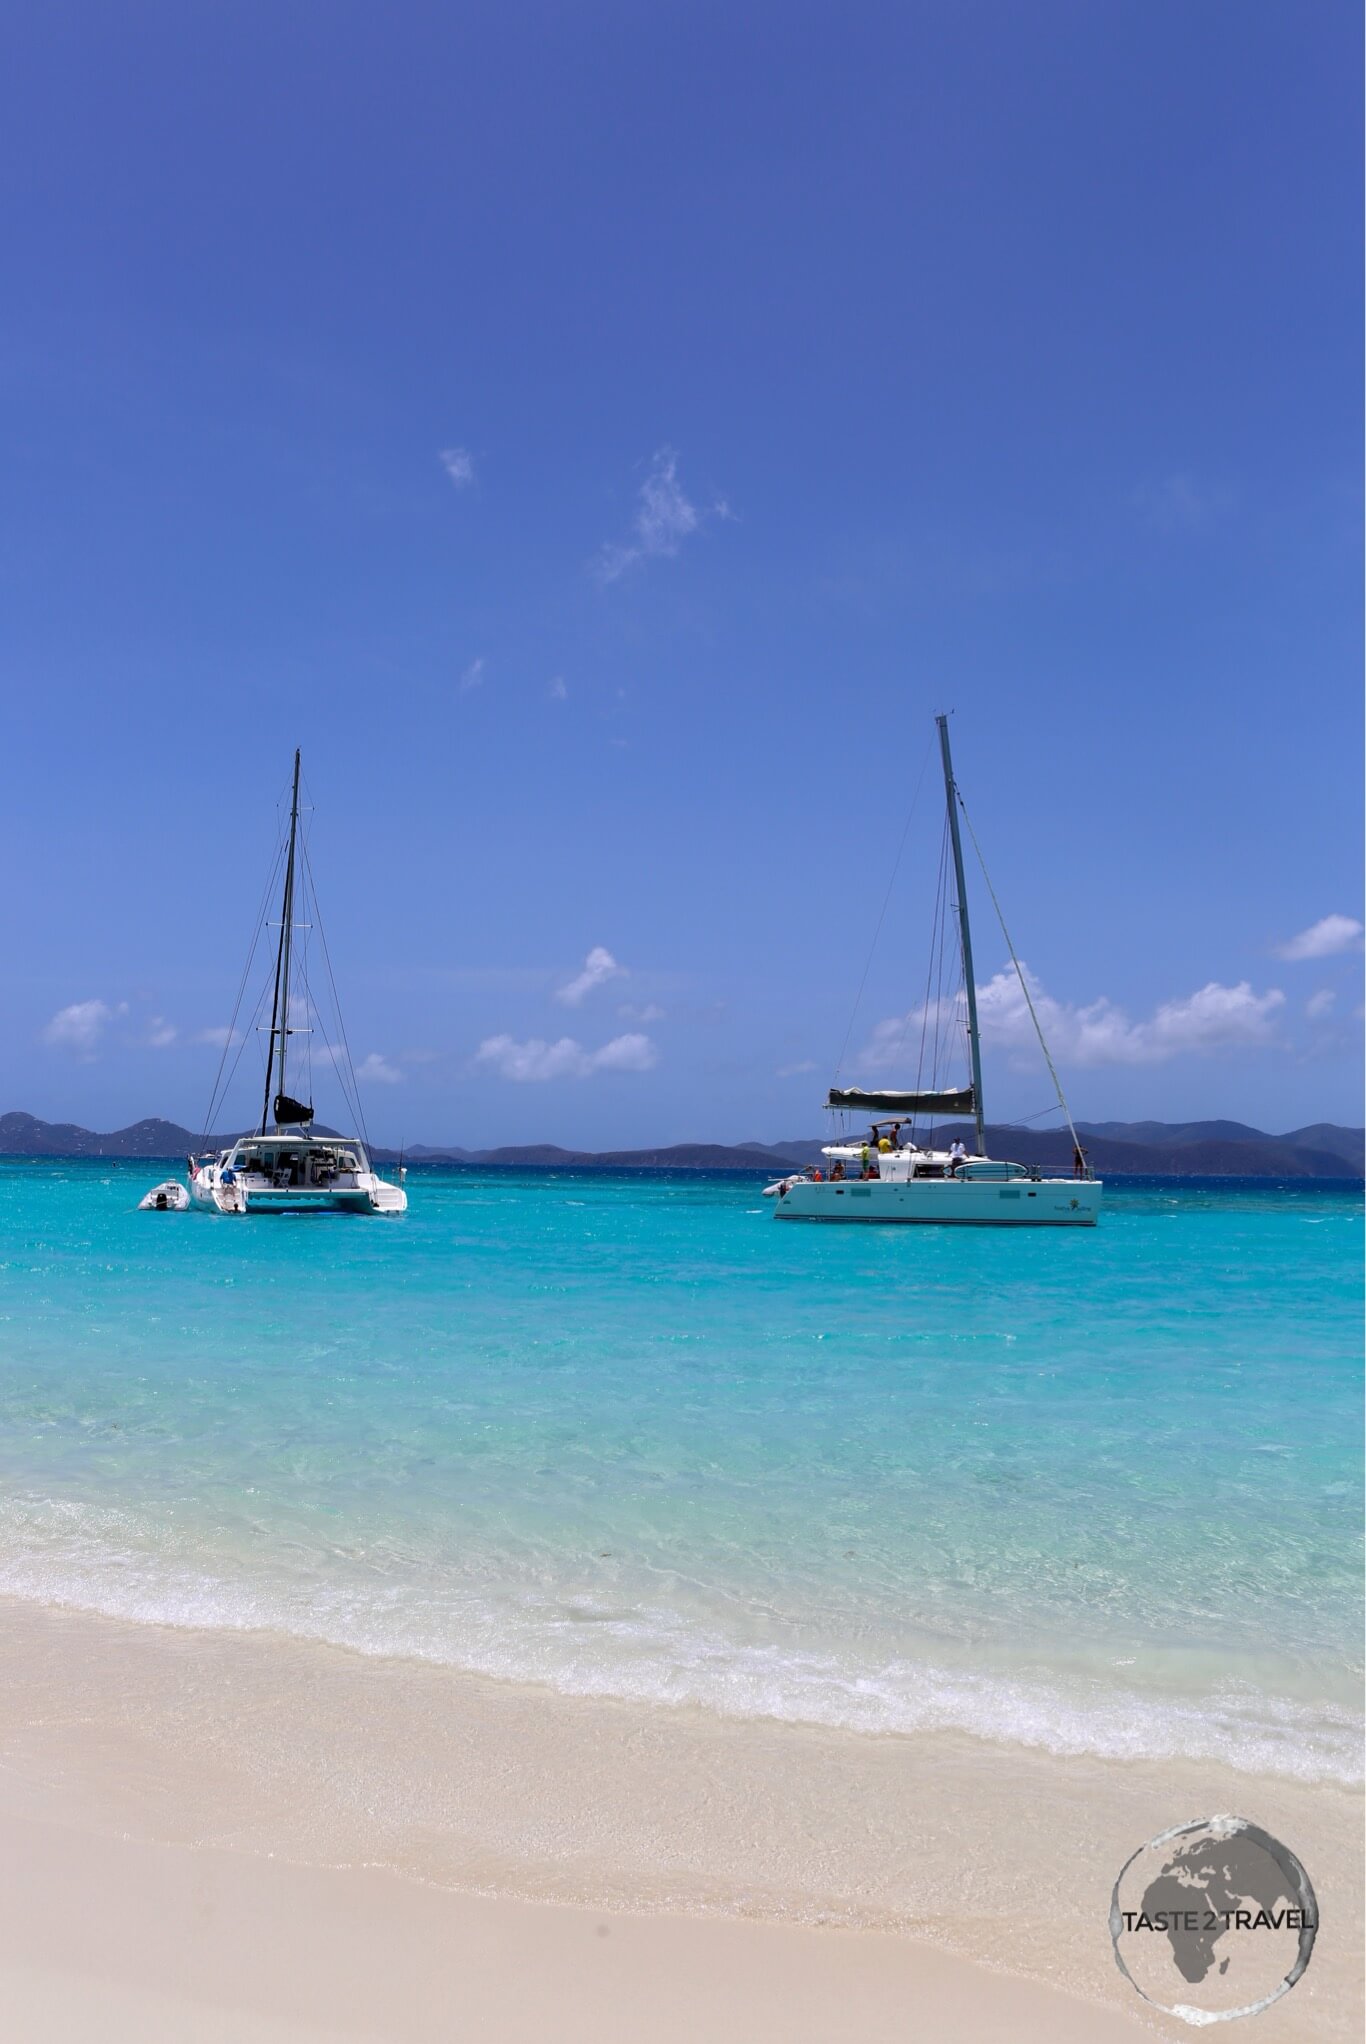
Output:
[[195, 1025, 241, 1049], [1275, 914, 1364, 961], [618, 1001, 665, 1023], [356, 1052, 402, 1085], [858, 967, 1286, 1073], [146, 1017, 178, 1048], [439, 446, 476, 488], [548, 675, 567, 700], [1306, 989, 1337, 1021], [459, 656, 486, 693], [589, 1033, 657, 1073], [556, 945, 626, 1006], [42, 999, 125, 1055], [777, 1059, 817, 1078], [475, 1032, 657, 1081], [595, 446, 726, 582]]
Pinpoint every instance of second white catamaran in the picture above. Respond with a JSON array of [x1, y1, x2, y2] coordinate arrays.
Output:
[[768, 717, 1101, 1226]]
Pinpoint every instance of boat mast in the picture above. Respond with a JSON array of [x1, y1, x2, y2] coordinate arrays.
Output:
[[936, 715, 987, 1155], [260, 749, 302, 1136]]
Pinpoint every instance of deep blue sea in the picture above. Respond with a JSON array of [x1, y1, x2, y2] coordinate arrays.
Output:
[[0, 1162, 1359, 1782]]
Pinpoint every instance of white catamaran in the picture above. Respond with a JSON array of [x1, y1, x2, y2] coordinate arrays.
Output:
[[187, 751, 407, 1217], [768, 716, 1101, 1226]]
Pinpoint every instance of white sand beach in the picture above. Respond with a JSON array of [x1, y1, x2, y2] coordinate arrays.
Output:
[[0, 1598, 1358, 2042]]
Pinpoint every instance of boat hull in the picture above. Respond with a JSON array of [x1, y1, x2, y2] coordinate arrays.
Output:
[[772, 1176, 1101, 1225], [191, 1185, 374, 1214], [188, 1170, 407, 1216]]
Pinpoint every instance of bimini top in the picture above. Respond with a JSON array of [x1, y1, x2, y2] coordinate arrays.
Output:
[[826, 1086, 977, 1117]]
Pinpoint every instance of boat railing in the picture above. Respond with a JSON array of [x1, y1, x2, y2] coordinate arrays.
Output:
[[799, 1156, 1098, 1183]]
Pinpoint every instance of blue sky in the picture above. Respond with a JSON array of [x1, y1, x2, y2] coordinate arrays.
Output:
[[2, 1, 1361, 1146]]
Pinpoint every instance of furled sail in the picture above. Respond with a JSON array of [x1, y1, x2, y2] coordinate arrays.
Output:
[[826, 1086, 976, 1117], [273, 1092, 314, 1126]]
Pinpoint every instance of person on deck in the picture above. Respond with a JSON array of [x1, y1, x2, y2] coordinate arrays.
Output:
[[948, 1138, 968, 1173], [1073, 1142, 1088, 1179]]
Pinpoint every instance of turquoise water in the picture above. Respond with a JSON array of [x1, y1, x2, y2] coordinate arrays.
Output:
[[0, 1162, 1360, 1781]]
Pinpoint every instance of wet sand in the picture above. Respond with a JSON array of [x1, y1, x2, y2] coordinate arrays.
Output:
[[1, 1797, 1161, 2043]]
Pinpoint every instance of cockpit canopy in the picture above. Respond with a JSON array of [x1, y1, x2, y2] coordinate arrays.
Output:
[[227, 1135, 368, 1176]]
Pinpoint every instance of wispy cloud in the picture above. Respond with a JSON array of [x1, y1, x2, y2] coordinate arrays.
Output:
[[356, 1052, 402, 1085], [776, 1059, 817, 1078], [475, 1032, 657, 1081], [618, 1001, 665, 1023], [1306, 989, 1337, 1021], [439, 446, 476, 488], [858, 968, 1286, 1072], [556, 945, 626, 1006], [42, 999, 126, 1056], [1275, 914, 1363, 962], [548, 675, 568, 700], [1132, 472, 1234, 534], [459, 656, 486, 693], [595, 446, 728, 583], [145, 1017, 178, 1049], [195, 1024, 242, 1049]]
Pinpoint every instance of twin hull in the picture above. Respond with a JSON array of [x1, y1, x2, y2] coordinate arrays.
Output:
[[773, 1176, 1101, 1225]]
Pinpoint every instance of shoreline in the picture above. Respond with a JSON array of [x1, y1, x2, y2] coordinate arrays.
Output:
[[1, 1564, 1356, 1787], [3, 1152, 1363, 1183], [0, 1597, 1358, 2039]]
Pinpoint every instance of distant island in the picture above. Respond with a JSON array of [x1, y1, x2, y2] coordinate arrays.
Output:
[[1, 1111, 1361, 1178]]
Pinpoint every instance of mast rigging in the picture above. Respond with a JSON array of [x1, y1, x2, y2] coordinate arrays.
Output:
[[936, 713, 987, 1156], [260, 749, 311, 1134]]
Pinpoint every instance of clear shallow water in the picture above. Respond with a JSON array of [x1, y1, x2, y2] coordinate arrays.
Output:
[[0, 1162, 1360, 1781]]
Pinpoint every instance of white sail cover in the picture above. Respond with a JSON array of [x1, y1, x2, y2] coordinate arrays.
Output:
[[826, 1086, 976, 1116]]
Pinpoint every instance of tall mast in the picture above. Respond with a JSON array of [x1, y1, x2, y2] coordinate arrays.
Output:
[[936, 714, 987, 1155], [260, 750, 302, 1136]]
